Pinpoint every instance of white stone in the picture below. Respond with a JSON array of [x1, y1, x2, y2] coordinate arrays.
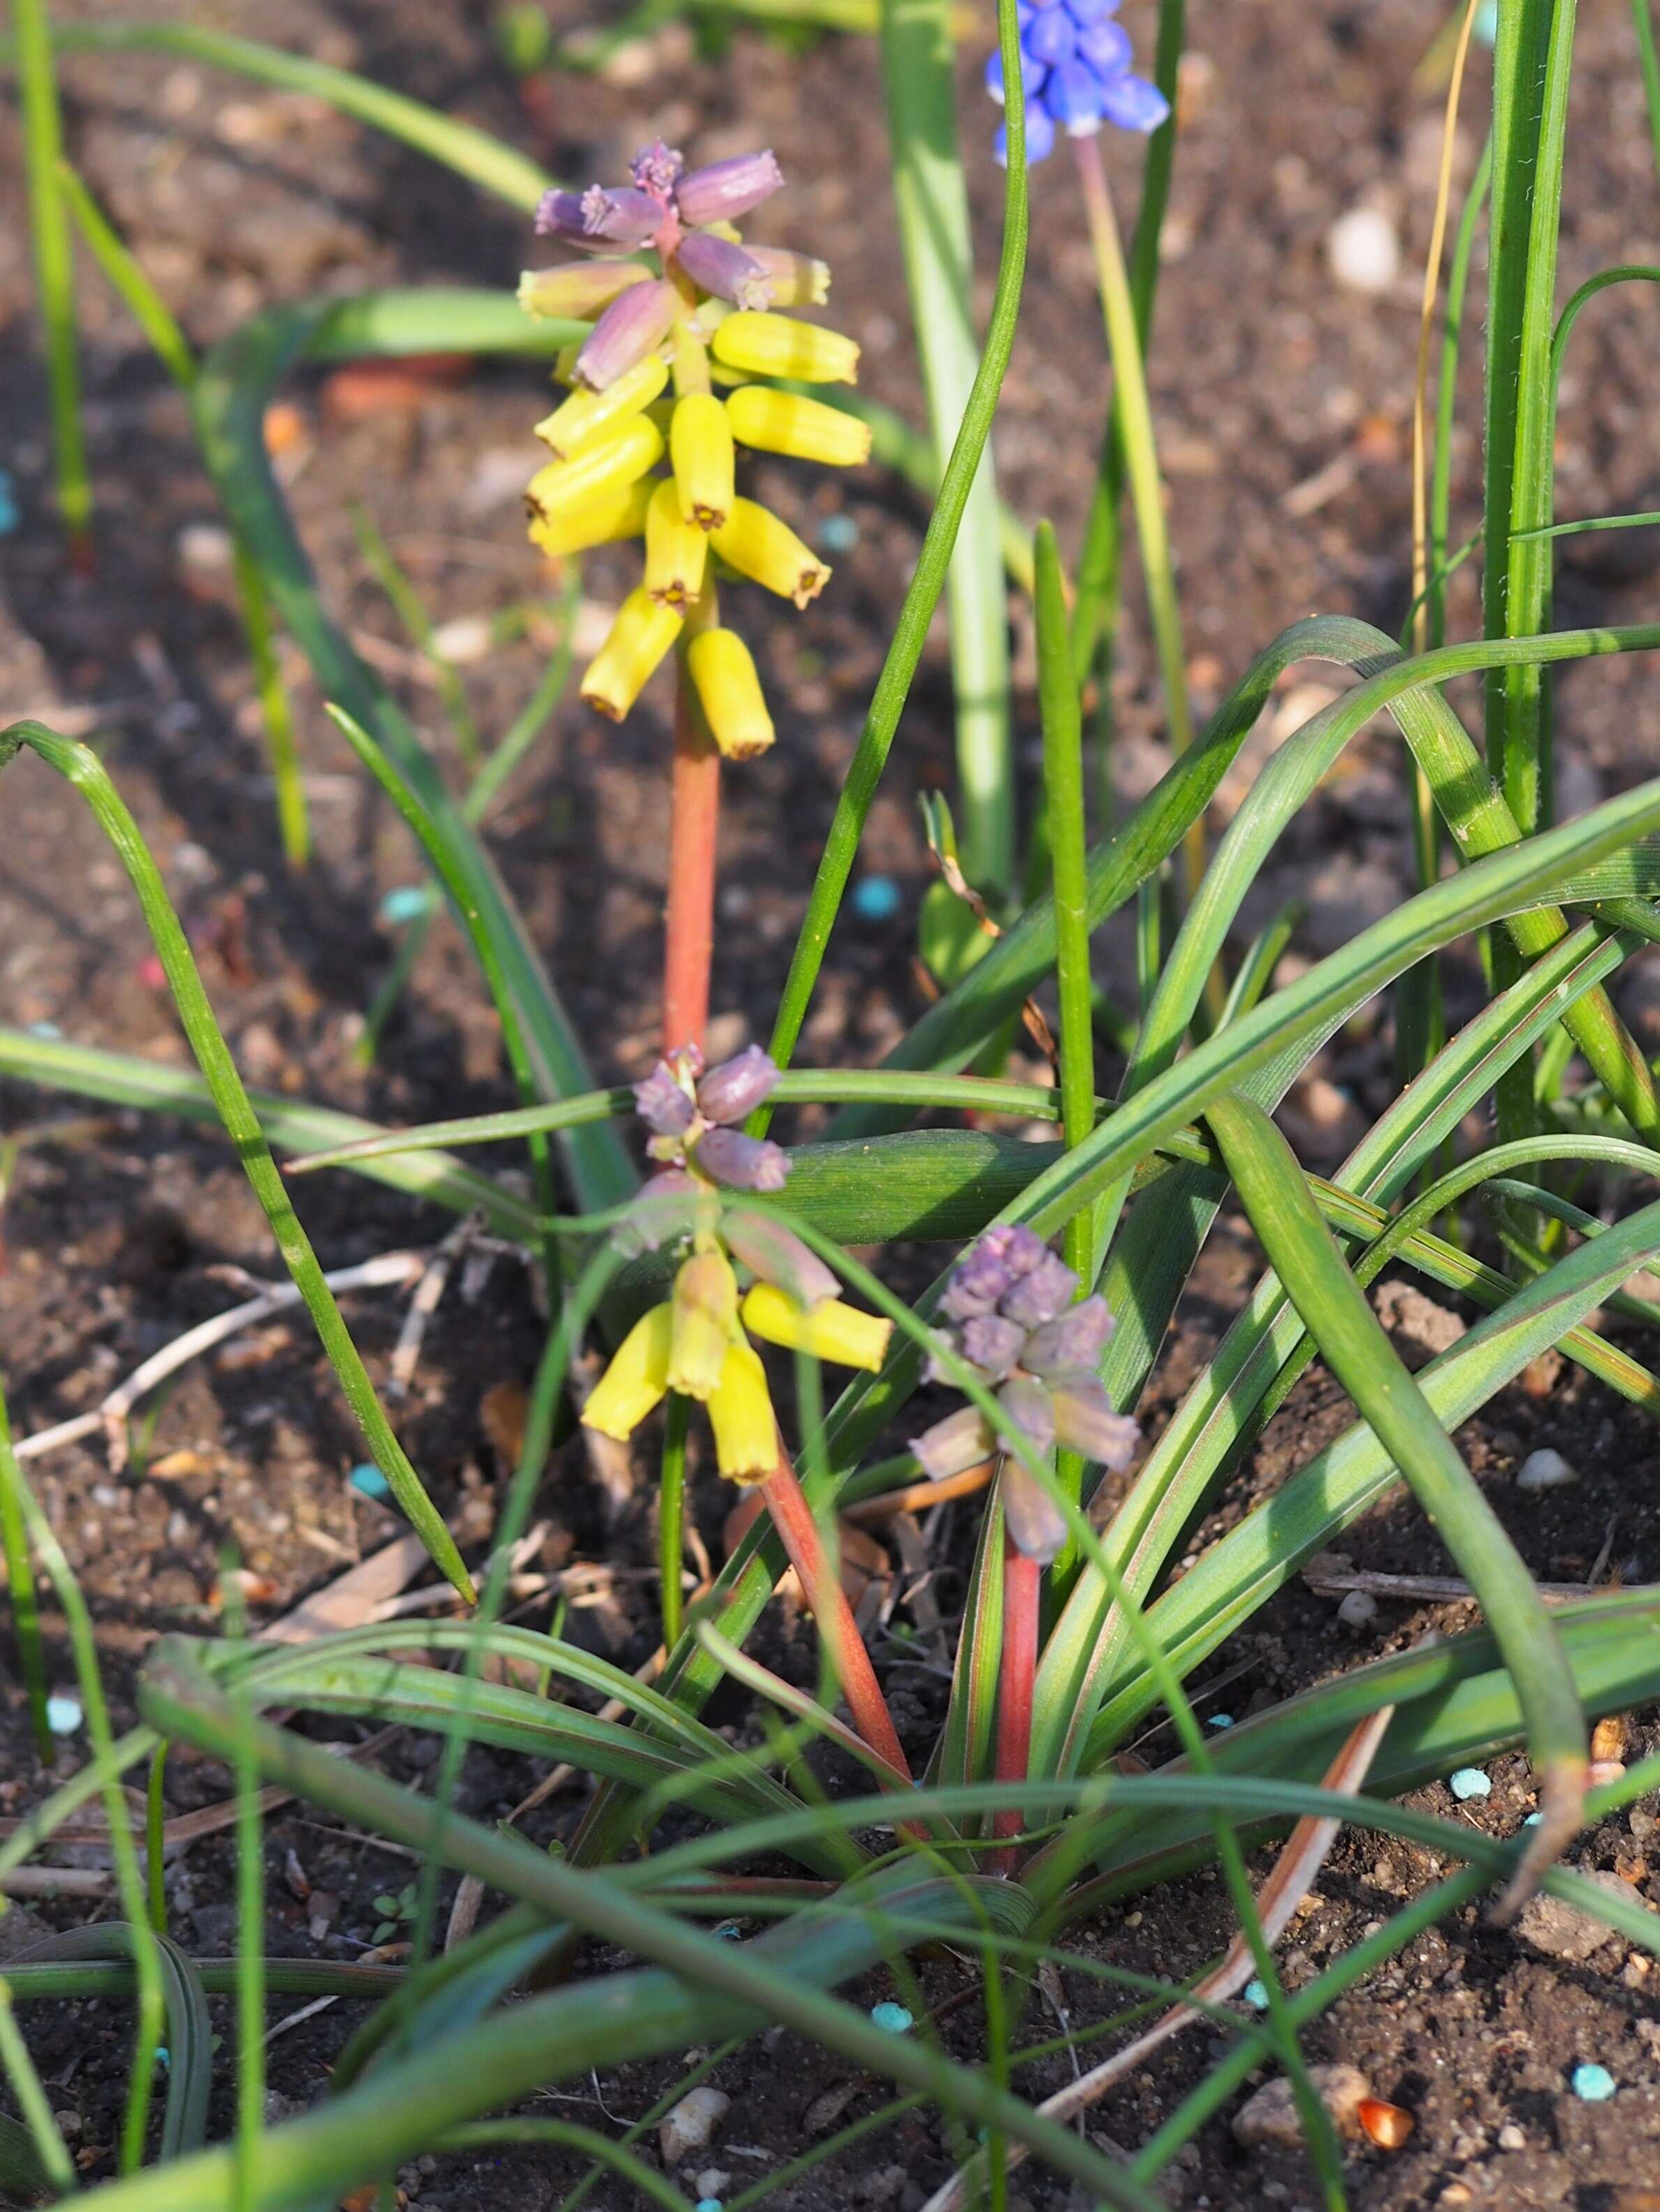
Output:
[[1232, 2062, 1371, 2149], [1337, 1590, 1378, 1631], [1327, 207, 1400, 294], [660, 2087, 730, 2165], [1516, 1448, 1576, 1491]]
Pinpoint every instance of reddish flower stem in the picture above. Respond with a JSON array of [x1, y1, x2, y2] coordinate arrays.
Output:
[[759, 1455, 914, 1789], [989, 1539, 1040, 1873], [662, 662, 720, 1058]]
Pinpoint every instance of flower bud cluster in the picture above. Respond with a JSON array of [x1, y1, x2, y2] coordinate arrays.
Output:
[[986, 0, 1169, 166]]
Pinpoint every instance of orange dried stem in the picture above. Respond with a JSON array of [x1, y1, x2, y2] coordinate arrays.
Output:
[[662, 659, 720, 1058]]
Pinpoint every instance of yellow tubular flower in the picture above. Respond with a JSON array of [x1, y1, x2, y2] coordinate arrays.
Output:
[[581, 589, 683, 721], [525, 413, 664, 526], [711, 498, 831, 609], [666, 1249, 741, 1401], [707, 1340, 778, 1484], [741, 1283, 893, 1372], [581, 1303, 673, 1440], [527, 477, 652, 560], [686, 627, 774, 761], [534, 353, 669, 461], [671, 392, 736, 531], [746, 247, 831, 308], [725, 386, 872, 469], [710, 311, 859, 386], [643, 478, 709, 608]]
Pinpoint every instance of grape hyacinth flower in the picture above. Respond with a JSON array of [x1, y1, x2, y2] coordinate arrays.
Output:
[[910, 1226, 1138, 1561], [519, 142, 867, 756], [581, 1043, 891, 1481], [985, 0, 1170, 166]]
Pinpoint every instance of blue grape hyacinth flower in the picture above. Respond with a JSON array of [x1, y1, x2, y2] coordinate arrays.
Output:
[[986, 0, 1170, 166]]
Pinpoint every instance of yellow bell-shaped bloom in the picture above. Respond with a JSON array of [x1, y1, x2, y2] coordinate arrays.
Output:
[[686, 627, 774, 761], [670, 392, 736, 532], [711, 311, 859, 386], [525, 413, 664, 527], [527, 477, 652, 560], [643, 478, 710, 608], [581, 589, 683, 721], [581, 1303, 673, 1441], [725, 386, 871, 469], [710, 499, 830, 609], [534, 353, 669, 462], [707, 1339, 778, 1484], [741, 1283, 893, 1372], [666, 1249, 741, 1401]]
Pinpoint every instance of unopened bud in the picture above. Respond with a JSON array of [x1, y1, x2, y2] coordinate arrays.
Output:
[[580, 183, 662, 244], [1021, 1294, 1114, 1376], [674, 230, 774, 310], [910, 1406, 996, 1482], [675, 149, 785, 227], [999, 1250, 1078, 1329], [696, 1044, 780, 1122], [956, 1314, 1025, 1383], [1049, 1375, 1140, 1470], [722, 1212, 840, 1308], [998, 1375, 1056, 1456], [518, 260, 653, 321], [574, 278, 678, 390], [694, 1126, 789, 1192], [1002, 1461, 1068, 1565], [633, 1060, 696, 1136]]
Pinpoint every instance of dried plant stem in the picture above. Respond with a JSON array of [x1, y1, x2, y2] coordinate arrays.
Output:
[[759, 1455, 913, 1787], [662, 660, 720, 1059], [989, 1539, 1040, 1873]]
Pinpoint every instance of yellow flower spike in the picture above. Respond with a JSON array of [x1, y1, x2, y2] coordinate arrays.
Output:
[[580, 1303, 673, 1441], [686, 627, 774, 761], [670, 391, 736, 531], [580, 588, 683, 721], [525, 413, 665, 525], [527, 476, 652, 560], [741, 1282, 894, 1372], [711, 498, 831, 609], [725, 386, 872, 469], [707, 1339, 779, 1484], [534, 353, 669, 461], [644, 478, 710, 608], [666, 1249, 741, 1400], [710, 310, 859, 386]]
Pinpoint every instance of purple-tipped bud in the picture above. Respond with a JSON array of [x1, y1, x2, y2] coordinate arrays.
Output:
[[958, 1314, 1026, 1383], [745, 245, 831, 307], [1021, 1294, 1115, 1377], [630, 139, 685, 197], [574, 277, 678, 390], [940, 1248, 1013, 1321], [695, 1044, 780, 1123], [1049, 1375, 1140, 1468], [674, 230, 774, 311], [998, 1375, 1056, 1455], [535, 189, 595, 242], [1002, 1462, 1068, 1565], [999, 1250, 1079, 1330], [910, 1406, 995, 1482], [634, 1059, 697, 1136], [993, 1224, 1049, 1277], [723, 1210, 840, 1307], [612, 1169, 700, 1257], [580, 183, 664, 244], [694, 1125, 789, 1192], [674, 149, 785, 227]]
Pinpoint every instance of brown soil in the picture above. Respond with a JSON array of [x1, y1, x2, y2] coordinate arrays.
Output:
[[4, 0, 1660, 2206]]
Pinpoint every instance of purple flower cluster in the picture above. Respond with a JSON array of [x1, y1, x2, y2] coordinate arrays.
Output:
[[910, 1226, 1139, 1562], [634, 1042, 790, 1196], [986, 0, 1170, 166]]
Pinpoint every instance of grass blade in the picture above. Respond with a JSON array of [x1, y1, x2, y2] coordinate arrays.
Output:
[[14, 0, 89, 561]]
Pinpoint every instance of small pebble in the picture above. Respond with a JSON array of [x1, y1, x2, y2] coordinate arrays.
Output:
[[45, 1694, 83, 1737], [177, 521, 234, 573], [1497, 2123, 1526, 2152], [1232, 2061, 1371, 2149], [1571, 2062, 1616, 2102], [694, 2173, 731, 2200], [348, 1463, 392, 1502], [817, 512, 859, 552], [1327, 207, 1400, 294], [1207, 1713, 1234, 1731], [1517, 1447, 1576, 1491], [1337, 1590, 1378, 1630], [660, 2087, 729, 2165], [429, 613, 493, 664], [869, 2001, 913, 2034], [379, 885, 432, 927], [1448, 1767, 1491, 1801], [1242, 1978, 1269, 2011], [1523, 1811, 1543, 1826], [852, 875, 901, 922]]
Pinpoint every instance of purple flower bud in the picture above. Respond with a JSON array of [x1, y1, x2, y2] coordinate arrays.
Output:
[[674, 149, 785, 228], [998, 1375, 1056, 1455], [723, 1210, 840, 1307], [1002, 1462, 1068, 1565], [910, 1406, 996, 1482], [1097, 71, 1170, 133], [993, 1224, 1049, 1277], [612, 1169, 700, 1257], [574, 277, 678, 390], [695, 1044, 780, 1124], [1064, 0, 1121, 22], [693, 1125, 789, 1192], [630, 140, 685, 197], [985, 47, 1048, 105], [1049, 1375, 1140, 1469], [995, 104, 1058, 167], [940, 1249, 1012, 1321], [634, 1059, 697, 1136], [958, 1314, 1026, 1383], [1076, 16, 1131, 73], [1025, 6, 1077, 64], [999, 1250, 1079, 1330], [674, 230, 774, 311], [535, 189, 595, 242], [1044, 54, 1106, 135], [1020, 1294, 1115, 1377], [580, 183, 664, 245]]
